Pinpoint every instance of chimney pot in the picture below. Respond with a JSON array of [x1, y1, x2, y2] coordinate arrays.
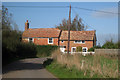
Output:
[[25, 20, 29, 30]]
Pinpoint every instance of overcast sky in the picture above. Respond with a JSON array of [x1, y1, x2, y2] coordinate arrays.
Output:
[[2, 2, 118, 45]]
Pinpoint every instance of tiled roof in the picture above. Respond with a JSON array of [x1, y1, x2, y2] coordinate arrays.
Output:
[[22, 28, 61, 38], [60, 30, 95, 40]]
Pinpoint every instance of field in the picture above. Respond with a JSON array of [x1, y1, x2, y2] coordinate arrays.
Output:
[[45, 49, 118, 78]]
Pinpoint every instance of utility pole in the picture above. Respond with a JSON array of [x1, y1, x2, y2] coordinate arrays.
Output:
[[67, 5, 71, 54]]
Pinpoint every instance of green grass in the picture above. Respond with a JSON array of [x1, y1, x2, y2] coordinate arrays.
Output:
[[46, 61, 102, 78]]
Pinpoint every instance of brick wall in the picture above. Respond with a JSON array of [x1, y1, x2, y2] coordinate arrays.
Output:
[[59, 40, 93, 51], [34, 38, 58, 45], [22, 38, 58, 46], [22, 38, 94, 51]]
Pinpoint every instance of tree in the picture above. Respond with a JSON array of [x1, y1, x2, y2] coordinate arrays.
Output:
[[102, 39, 117, 49], [2, 6, 37, 65], [2, 6, 12, 30], [2, 6, 19, 30], [56, 15, 87, 31]]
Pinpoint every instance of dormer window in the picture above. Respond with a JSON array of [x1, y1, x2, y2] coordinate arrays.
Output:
[[61, 40, 64, 43], [82, 40, 85, 43], [48, 38, 53, 44], [74, 40, 85, 43], [29, 38, 34, 43]]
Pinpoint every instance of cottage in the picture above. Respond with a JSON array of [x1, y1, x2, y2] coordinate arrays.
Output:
[[22, 20, 96, 52], [59, 30, 96, 52]]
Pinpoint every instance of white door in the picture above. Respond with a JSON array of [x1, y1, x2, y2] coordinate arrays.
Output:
[[60, 46, 65, 52]]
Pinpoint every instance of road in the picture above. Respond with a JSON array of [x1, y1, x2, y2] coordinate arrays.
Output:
[[2, 58, 57, 79]]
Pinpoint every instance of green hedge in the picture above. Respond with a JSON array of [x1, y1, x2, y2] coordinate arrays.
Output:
[[2, 30, 58, 65], [36, 45, 58, 57], [2, 41, 37, 65]]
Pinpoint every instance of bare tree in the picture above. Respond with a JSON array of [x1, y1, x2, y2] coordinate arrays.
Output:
[[56, 15, 87, 31]]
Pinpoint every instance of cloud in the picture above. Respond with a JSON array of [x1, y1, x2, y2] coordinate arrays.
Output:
[[92, 7, 118, 18]]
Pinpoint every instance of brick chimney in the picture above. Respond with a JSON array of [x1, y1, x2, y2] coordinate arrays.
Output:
[[25, 20, 29, 30]]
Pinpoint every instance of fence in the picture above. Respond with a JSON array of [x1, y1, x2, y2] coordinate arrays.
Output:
[[62, 49, 119, 56], [95, 49, 119, 55]]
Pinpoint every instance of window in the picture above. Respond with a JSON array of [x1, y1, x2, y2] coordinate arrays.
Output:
[[61, 40, 64, 43], [48, 38, 53, 44], [82, 47, 87, 52], [75, 40, 78, 43], [74, 40, 85, 43], [82, 40, 85, 43], [29, 38, 33, 43]]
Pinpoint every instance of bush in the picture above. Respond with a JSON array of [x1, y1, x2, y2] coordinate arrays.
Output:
[[88, 45, 102, 52], [2, 30, 38, 65], [36, 45, 58, 57], [94, 45, 102, 49], [102, 41, 117, 49], [88, 47, 94, 52], [16, 42, 37, 58], [76, 46, 82, 52]]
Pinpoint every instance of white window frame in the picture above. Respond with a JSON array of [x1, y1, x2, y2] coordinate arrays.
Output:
[[74, 40, 85, 44], [28, 38, 34, 43], [37, 38, 40, 40], [71, 47, 76, 52], [48, 38, 53, 44], [82, 47, 88, 52]]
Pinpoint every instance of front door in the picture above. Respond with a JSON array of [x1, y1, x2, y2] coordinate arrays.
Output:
[[60, 46, 65, 52]]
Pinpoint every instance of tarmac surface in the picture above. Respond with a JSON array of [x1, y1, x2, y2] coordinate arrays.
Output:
[[2, 58, 57, 79]]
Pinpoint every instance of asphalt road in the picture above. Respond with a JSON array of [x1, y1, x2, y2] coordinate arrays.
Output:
[[2, 58, 57, 79]]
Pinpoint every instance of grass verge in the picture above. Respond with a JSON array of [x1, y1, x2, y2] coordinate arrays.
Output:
[[46, 61, 102, 78], [44, 49, 118, 78]]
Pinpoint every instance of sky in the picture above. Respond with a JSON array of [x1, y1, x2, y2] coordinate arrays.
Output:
[[2, 2, 118, 46]]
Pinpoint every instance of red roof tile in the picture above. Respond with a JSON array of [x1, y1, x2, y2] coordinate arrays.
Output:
[[22, 28, 61, 38], [60, 30, 95, 40]]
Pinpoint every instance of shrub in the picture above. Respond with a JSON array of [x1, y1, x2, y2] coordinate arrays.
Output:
[[88, 47, 94, 52], [102, 41, 116, 49], [36, 45, 58, 57], [16, 42, 37, 58], [94, 45, 102, 49], [2, 30, 38, 65], [76, 46, 82, 52]]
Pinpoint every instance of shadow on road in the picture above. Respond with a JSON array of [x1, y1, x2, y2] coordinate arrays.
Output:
[[43, 58, 53, 67], [2, 59, 45, 74]]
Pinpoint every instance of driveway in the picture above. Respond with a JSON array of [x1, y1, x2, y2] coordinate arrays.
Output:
[[2, 58, 57, 79]]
